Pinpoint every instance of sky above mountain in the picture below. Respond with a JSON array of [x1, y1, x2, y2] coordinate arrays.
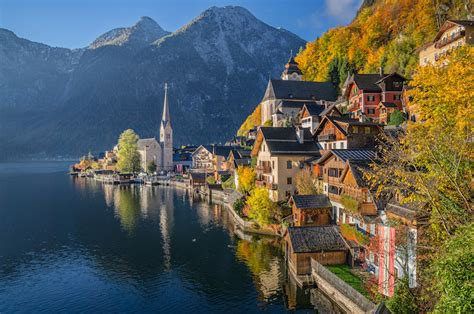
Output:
[[0, 0, 362, 48]]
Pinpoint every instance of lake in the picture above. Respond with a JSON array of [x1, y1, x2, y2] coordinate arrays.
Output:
[[0, 162, 339, 313]]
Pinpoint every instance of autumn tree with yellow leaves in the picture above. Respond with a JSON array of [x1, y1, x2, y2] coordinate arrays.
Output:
[[367, 47, 473, 313]]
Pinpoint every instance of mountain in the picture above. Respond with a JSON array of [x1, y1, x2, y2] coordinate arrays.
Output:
[[295, 0, 472, 87], [89, 16, 169, 49], [0, 6, 305, 160]]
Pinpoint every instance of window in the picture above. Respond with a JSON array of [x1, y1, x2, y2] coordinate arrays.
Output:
[[299, 162, 304, 169], [353, 126, 359, 133], [328, 168, 339, 177], [339, 142, 344, 149], [287, 177, 292, 185], [394, 94, 401, 100], [286, 160, 292, 169], [365, 127, 371, 134], [272, 160, 274, 169], [367, 95, 375, 102], [367, 108, 375, 114]]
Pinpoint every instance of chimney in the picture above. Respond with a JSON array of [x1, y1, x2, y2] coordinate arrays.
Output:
[[379, 66, 383, 76], [296, 127, 304, 144]]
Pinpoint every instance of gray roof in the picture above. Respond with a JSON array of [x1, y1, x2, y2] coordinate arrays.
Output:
[[263, 79, 338, 102], [291, 194, 332, 209], [137, 138, 159, 149], [287, 226, 347, 253], [282, 56, 303, 76], [332, 149, 377, 162], [260, 127, 321, 156], [386, 203, 418, 220], [346, 160, 371, 187], [351, 73, 385, 92]]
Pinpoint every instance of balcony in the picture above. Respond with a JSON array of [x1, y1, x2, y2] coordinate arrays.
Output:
[[256, 165, 271, 174], [255, 180, 277, 190], [434, 30, 465, 49], [318, 133, 336, 142]]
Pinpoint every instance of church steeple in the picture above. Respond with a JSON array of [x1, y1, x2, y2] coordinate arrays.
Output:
[[281, 52, 303, 81], [159, 82, 173, 172], [161, 83, 171, 128]]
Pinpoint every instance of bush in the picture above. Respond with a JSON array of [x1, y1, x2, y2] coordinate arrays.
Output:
[[388, 110, 406, 126], [233, 199, 245, 216], [246, 187, 278, 226], [386, 278, 419, 314], [222, 175, 235, 189], [341, 195, 360, 213]]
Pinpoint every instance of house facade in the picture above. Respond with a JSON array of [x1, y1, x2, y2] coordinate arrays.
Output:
[[419, 20, 474, 66], [314, 116, 381, 153], [343, 71, 406, 121], [251, 127, 321, 201]]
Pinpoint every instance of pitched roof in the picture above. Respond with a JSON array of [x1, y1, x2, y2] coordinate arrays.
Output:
[[282, 56, 303, 76], [287, 226, 348, 253], [291, 194, 332, 209], [137, 138, 159, 149], [313, 116, 381, 138], [259, 127, 321, 156], [351, 73, 385, 92], [319, 103, 341, 117], [343, 160, 372, 187], [332, 149, 377, 162], [434, 20, 474, 41], [374, 72, 407, 85], [303, 102, 326, 116], [263, 79, 338, 102], [317, 149, 376, 164]]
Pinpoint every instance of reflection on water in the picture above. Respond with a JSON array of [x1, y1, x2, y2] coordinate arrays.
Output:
[[0, 164, 341, 312]]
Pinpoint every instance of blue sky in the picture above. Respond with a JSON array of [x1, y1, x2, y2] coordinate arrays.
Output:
[[0, 0, 362, 48]]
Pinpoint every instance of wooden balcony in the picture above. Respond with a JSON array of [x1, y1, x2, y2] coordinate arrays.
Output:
[[256, 165, 271, 174], [255, 180, 277, 190], [318, 133, 336, 142]]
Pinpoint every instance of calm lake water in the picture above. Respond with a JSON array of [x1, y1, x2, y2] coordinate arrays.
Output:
[[0, 162, 323, 313]]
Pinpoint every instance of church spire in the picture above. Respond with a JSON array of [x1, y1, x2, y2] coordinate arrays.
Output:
[[161, 83, 171, 128]]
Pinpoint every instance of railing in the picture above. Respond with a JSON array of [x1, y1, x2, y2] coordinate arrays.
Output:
[[318, 133, 336, 142], [255, 165, 271, 174], [435, 30, 465, 49]]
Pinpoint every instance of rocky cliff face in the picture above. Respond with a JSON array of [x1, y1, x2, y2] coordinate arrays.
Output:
[[0, 6, 305, 159]]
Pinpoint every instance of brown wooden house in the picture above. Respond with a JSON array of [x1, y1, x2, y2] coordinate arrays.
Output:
[[289, 194, 332, 227], [285, 226, 349, 276], [313, 116, 381, 153]]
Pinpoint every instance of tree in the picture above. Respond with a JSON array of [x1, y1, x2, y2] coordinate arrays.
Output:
[[295, 168, 319, 195], [147, 161, 157, 174], [246, 187, 278, 226], [237, 166, 256, 195], [388, 110, 405, 126], [116, 129, 141, 173], [365, 47, 473, 312]]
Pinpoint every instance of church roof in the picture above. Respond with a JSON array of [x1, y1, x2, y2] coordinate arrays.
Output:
[[137, 138, 159, 149], [161, 83, 171, 129], [263, 79, 338, 102], [282, 56, 303, 76]]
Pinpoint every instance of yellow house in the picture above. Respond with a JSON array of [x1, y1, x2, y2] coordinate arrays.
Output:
[[419, 20, 474, 66], [251, 127, 321, 201]]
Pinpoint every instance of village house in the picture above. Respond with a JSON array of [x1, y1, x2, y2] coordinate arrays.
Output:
[[285, 226, 349, 276], [299, 102, 341, 134], [223, 149, 252, 172], [419, 19, 474, 66], [289, 194, 333, 227], [251, 127, 321, 201], [191, 144, 234, 172], [260, 57, 338, 125], [313, 116, 381, 153], [375, 197, 421, 297], [343, 71, 406, 121], [316, 149, 378, 222]]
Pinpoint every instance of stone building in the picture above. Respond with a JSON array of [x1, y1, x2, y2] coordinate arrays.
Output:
[[137, 83, 173, 172]]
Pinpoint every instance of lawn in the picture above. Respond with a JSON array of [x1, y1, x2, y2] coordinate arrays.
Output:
[[326, 265, 369, 297]]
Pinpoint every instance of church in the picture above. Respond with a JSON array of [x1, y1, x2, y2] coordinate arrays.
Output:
[[260, 57, 338, 127], [137, 84, 173, 172]]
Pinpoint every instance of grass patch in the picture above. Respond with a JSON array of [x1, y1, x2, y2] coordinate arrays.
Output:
[[326, 265, 368, 297]]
